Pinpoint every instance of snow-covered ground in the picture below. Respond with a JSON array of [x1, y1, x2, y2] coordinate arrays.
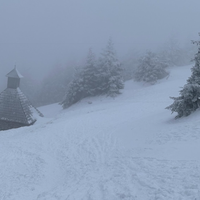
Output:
[[1, 65, 200, 199]]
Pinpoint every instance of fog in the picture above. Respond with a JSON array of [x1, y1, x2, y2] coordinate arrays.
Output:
[[0, 0, 200, 91]]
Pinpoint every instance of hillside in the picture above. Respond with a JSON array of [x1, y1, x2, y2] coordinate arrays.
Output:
[[1, 65, 200, 200]]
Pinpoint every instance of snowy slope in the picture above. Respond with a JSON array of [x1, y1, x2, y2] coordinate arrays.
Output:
[[1, 65, 200, 199]]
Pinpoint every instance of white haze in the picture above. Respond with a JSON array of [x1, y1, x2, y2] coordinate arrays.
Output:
[[0, 0, 200, 89]]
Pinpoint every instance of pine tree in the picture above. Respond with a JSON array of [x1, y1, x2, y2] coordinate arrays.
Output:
[[166, 36, 200, 118], [82, 49, 98, 96], [61, 50, 98, 108], [61, 40, 124, 108], [97, 38, 124, 96], [61, 69, 84, 109], [134, 51, 168, 84]]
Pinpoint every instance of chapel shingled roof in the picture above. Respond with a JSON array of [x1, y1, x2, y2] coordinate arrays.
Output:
[[0, 87, 42, 125], [0, 67, 43, 127]]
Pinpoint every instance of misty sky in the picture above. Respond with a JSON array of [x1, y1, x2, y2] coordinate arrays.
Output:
[[0, 0, 200, 84]]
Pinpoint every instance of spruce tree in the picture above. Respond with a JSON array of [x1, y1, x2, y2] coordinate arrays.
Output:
[[61, 40, 124, 108], [61, 50, 98, 108], [82, 49, 98, 96], [166, 36, 200, 118], [98, 38, 124, 96], [61, 69, 84, 109], [134, 51, 168, 84]]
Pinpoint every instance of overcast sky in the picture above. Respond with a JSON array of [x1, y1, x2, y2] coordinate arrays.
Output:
[[0, 0, 200, 84]]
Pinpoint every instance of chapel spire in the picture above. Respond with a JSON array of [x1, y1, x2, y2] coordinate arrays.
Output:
[[6, 67, 23, 89]]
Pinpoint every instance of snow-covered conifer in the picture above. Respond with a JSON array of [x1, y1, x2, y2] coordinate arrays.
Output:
[[62, 40, 124, 108], [134, 51, 168, 84], [167, 84, 200, 118], [98, 38, 124, 96], [62, 50, 98, 108], [166, 36, 200, 118], [61, 69, 84, 109], [82, 49, 98, 96]]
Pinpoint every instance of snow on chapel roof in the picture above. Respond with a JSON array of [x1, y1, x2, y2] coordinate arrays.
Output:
[[0, 88, 39, 125], [6, 67, 23, 79], [0, 67, 43, 126]]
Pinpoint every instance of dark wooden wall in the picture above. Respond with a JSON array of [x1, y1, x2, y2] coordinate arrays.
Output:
[[7, 77, 20, 89], [0, 120, 30, 131]]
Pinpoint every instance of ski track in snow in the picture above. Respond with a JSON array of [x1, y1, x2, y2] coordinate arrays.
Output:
[[1, 65, 200, 199]]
